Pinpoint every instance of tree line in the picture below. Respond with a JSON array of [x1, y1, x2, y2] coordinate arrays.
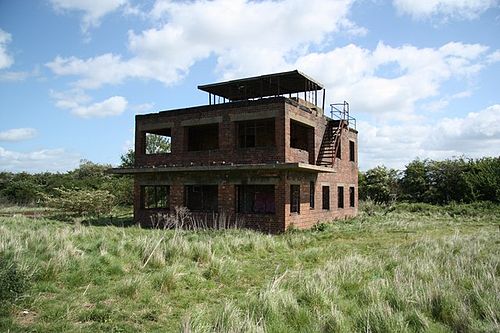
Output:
[[359, 156, 500, 204], [1, 156, 498, 207], [0, 160, 133, 206]]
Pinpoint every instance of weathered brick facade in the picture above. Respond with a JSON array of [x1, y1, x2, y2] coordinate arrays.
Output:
[[114, 71, 358, 233]]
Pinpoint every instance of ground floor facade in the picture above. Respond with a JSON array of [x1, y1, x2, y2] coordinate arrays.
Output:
[[133, 167, 357, 233]]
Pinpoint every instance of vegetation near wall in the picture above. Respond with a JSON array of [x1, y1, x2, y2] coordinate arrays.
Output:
[[0, 202, 498, 332], [0, 160, 132, 207], [0, 156, 498, 210], [359, 156, 500, 204]]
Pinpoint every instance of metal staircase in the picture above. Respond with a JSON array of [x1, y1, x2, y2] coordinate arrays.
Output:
[[316, 101, 355, 167]]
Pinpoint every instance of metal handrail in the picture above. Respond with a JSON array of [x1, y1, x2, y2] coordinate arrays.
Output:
[[330, 101, 356, 130]]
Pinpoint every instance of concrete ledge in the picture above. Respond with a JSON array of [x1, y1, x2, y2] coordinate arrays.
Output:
[[109, 162, 335, 174]]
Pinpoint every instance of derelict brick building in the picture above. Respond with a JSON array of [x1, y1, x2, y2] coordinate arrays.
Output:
[[113, 70, 358, 233]]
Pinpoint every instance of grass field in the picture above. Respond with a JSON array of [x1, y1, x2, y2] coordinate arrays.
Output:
[[1, 202, 499, 332]]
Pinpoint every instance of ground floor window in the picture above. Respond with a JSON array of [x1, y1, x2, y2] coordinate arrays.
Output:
[[309, 181, 315, 209], [338, 186, 344, 208], [290, 185, 300, 213], [349, 186, 355, 207], [237, 185, 275, 214], [141, 185, 170, 209], [322, 186, 330, 210], [185, 185, 218, 212]]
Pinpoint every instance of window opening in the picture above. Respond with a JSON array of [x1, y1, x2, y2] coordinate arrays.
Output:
[[349, 187, 355, 207], [290, 120, 311, 150], [336, 138, 342, 159], [185, 185, 218, 212], [338, 186, 344, 209], [322, 186, 330, 210], [237, 118, 275, 148], [142, 185, 170, 209], [349, 140, 355, 162], [237, 185, 275, 214], [309, 181, 315, 209], [144, 129, 171, 154], [290, 185, 300, 213], [187, 124, 219, 151]]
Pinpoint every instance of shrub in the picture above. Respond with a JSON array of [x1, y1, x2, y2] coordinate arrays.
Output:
[[44, 188, 115, 217], [0, 253, 28, 304]]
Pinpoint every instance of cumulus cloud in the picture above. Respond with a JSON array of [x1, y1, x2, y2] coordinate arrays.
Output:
[[71, 96, 127, 118], [0, 146, 81, 172], [0, 128, 37, 141], [393, 0, 499, 20], [51, 89, 128, 118], [46, 0, 357, 88], [295, 41, 490, 118], [0, 28, 13, 70], [49, 0, 128, 32], [359, 104, 500, 170], [45, 0, 497, 121]]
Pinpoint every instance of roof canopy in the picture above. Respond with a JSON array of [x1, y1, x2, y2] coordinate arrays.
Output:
[[198, 70, 324, 101]]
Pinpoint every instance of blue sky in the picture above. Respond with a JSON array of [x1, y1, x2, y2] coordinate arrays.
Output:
[[0, 0, 499, 172]]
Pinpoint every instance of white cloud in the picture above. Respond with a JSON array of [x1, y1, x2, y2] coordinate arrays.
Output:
[[51, 90, 128, 118], [0, 146, 80, 172], [47, 0, 357, 88], [0, 71, 31, 82], [0, 28, 13, 70], [131, 102, 154, 114], [294, 41, 490, 118], [49, 0, 127, 32], [46, 0, 496, 121], [393, 0, 499, 20], [423, 90, 472, 112], [358, 105, 500, 170], [0, 128, 37, 141], [487, 50, 500, 64], [72, 96, 128, 118]]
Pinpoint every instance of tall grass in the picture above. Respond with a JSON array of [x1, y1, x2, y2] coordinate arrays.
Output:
[[0, 202, 498, 332]]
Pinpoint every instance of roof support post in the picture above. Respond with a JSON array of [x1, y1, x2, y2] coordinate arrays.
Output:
[[322, 89, 325, 112]]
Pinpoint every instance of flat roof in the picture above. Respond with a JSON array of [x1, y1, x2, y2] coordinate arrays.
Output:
[[109, 163, 335, 174], [198, 70, 324, 101]]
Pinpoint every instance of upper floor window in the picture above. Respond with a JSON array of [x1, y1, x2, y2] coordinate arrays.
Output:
[[349, 140, 355, 162], [290, 120, 312, 150], [144, 129, 171, 154], [237, 118, 275, 148], [336, 138, 342, 159], [187, 124, 219, 151]]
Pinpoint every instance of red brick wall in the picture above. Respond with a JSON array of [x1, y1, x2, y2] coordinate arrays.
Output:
[[135, 98, 286, 167], [132, 97, 358, 232]]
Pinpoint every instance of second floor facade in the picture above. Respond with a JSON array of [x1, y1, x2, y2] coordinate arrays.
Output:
[[135, 96, 358, 170]]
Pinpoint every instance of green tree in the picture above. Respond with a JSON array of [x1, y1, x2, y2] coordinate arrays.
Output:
[[360, 166, 399, 203], [400, 159, 430, 202], [120, 134, 171, 167], [427, 157, 473, 204], [145, 133, 171, 154], [464, 157, 500, 202]]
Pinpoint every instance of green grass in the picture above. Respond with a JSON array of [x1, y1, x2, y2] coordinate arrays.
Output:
[[1, 203, 499, 332]]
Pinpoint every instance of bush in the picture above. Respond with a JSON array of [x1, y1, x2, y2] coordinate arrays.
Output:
[[44, 188, 116, 217], [359, 166, 399, 203], [0, 253, 28, 304]]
